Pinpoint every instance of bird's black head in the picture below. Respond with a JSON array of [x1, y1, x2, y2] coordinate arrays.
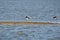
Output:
[[25, 16, 28, 18]]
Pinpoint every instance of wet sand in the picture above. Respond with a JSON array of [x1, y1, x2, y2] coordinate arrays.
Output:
[[0, 22, 59, 25]]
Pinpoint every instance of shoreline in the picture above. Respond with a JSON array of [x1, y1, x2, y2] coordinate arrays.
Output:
[[0, 22, 59, 25]]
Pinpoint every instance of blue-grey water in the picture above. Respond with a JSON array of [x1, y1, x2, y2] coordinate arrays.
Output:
[[0, 25, 60, 40], [0, 0, 60, 40]]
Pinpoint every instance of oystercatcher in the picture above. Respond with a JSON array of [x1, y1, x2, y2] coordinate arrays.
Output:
[[25, 16, 30, 22], [53, 16, 57, 20]]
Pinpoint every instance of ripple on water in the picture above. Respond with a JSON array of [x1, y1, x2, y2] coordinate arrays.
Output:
[[0, 25, 60, 40]]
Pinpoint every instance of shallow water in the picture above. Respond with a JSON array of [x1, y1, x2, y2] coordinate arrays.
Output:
[[0, 0, 60, 22], [0, 25, 60, 40], [0, 0, 60, 40]]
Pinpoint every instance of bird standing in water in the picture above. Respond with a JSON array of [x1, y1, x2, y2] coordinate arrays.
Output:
[[25, 16, 30, 22], [53, 16, 57, 20], [53, 16, 57, 22]]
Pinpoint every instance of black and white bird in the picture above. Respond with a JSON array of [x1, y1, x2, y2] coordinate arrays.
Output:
[[25, 16, 30, 21], [53, 16, 57, 20]]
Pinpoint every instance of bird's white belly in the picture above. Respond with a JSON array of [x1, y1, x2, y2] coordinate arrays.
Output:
[[26, 18, 29, 21]]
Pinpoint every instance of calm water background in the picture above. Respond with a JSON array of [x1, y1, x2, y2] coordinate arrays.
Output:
[[0, 0, 60, 40]]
